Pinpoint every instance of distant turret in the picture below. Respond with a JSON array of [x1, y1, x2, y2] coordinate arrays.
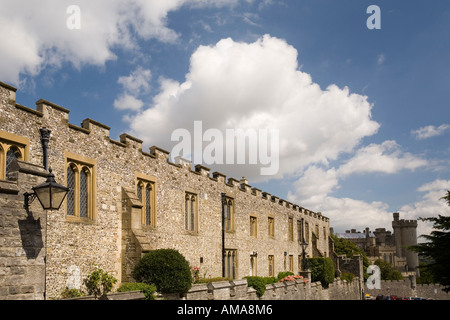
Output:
[[392, 212, 419, 274]]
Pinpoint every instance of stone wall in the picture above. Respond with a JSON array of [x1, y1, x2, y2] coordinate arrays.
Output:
[[364, 278, 450, 300], [1, 81, 332, 299], [183, 277, 362, 300], [0, 161, 48, 299]]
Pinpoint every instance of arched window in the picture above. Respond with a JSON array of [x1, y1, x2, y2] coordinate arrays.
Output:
[[0, 131, 29, 180], [137, 181, 143, 203], [79, 167, 89, 218], [145, 184, 152, 225], [185, 192, 197, 232], [66, 165, 76, 216], [65, 156, 95, 220], [224, 198, 234, 232], [136, 177, 156, 227], [5, 146, 21, 179]]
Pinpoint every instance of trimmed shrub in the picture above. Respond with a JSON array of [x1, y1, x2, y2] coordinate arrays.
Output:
[[117, 282, 157, 300], [245, 276, 267, 297], [132, 249, 192, 294], [307, 257, 335, 288]]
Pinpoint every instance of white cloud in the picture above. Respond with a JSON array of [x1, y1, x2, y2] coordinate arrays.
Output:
[[113, 93, 144, 111], [400, 179, 450, 239], [289, 166, 339, 204], [338, 140, 428, 177], [117, 67, 152, 96], [411, 124, 450, 140], [113, 67, 152, 111], [128, 35, 380, 182], [287, 141, 429, 232], [0, 0, 240, 85]]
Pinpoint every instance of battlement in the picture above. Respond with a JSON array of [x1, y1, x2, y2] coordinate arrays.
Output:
[[392, 219, 418, 228], [392, 212, 417, 228], [0, 81, 329, 223]]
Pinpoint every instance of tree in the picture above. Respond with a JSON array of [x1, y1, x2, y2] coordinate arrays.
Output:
[[410, 191, 450, 292], [331, 234, 370, 279], [307, 257, 335, 288], [374, 259, 403, 280]]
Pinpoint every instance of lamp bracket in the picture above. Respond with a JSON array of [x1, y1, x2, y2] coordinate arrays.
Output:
[[24, 192, 37, 210]]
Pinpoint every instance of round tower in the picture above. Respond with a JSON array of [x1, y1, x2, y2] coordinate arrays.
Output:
[[392, 212, 419, 274]]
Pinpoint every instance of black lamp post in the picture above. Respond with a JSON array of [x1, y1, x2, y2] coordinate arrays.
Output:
[[24, 168, 68, 211], [300, 218, 309, 271]]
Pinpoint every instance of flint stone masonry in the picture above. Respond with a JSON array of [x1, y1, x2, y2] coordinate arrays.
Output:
[[0, 161, 48, 300], [181, 277, 362, 300], [1, 81, 331, 299]]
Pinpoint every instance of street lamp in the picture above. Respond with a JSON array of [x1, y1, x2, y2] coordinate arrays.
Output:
[[24, 168, 69, 211], [300, 218, 309, 270]]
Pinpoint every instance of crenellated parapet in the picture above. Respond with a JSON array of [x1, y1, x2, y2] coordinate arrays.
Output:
[[1, 80, 333, 297]]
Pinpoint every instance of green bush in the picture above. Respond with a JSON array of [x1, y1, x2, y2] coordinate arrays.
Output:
[[245, 276, 267, 297], [60, 287, 84, 299], [195, 277, 232, 284], [84, 265, 117, 298], [308, 257, 335, 288], [117, 282, 157, 300], [132, 249, 192, 294], [340, 272, 355, 283]]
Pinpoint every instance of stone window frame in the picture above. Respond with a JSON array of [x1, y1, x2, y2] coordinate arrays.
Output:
[[136, 172, 157, 228], [184, 191, 198, 234], [288, 216, 294, 241], [288, 255, 294, 273], [0, 130, 29, 180], [268, 216, 275, 238], [224, 196, 235, 233], [297, 219, 303, 244], [64, 152, 97, 222], [224, 249, 237, 280], [268, 255, 275, 277], [250, 253, 257, 276], [304, 221, 310, 244], [249, 214, 257, 238]]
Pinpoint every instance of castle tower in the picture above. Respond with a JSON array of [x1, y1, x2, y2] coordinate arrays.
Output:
[[392, 212, 419, 274]]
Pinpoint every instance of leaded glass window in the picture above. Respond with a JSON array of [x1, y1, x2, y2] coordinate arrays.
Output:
[[65, 158, 95, 220], [136, 177, 156, 227], [145, 185, 151, 226], [6, 147, 20, 179], [225, 198, 233, 231], [79, 168, 88, 218], [67, 165, 75, 216]]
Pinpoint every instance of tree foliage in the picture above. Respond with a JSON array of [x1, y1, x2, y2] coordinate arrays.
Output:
[[331, 234, 370, 279], [307, 257, 335, 288], [374, 259, 403, 280], [410, 191, 450, 292]]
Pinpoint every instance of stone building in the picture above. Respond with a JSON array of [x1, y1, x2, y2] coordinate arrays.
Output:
[[0, 81, 330, 299], [333, 212, 419, 276]]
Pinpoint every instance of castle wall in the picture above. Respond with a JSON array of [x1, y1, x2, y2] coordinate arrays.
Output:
[[0, 82, 330, 299], [365, 278, 450, 300], [0, 161, 48, 299]]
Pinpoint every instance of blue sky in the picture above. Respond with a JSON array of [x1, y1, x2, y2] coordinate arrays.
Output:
[[1, 0, 449, 236]]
